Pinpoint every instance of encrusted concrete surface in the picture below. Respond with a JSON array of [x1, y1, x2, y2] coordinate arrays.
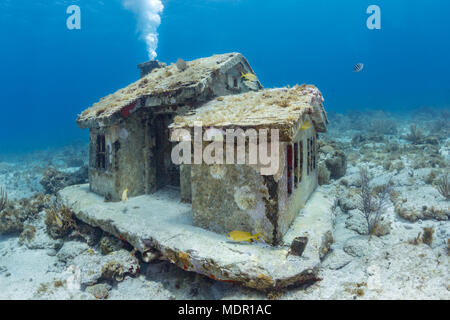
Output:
[[59, 184, 334, 291]]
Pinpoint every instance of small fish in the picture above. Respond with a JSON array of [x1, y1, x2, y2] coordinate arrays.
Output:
[[54, 214, 63, 228], [240, 72, 258, 82], [353, 63, 364, 73], [227, 231, 261, 243], [122, 188, 129, 203], [300, 120, 311, 130]]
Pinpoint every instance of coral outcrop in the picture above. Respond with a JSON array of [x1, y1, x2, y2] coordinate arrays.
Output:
[[45, 203, 77, 239], [0, 194, 51, 235], [40, 166, 88, 195]]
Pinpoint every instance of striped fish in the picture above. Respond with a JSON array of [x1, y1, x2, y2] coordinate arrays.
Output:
[[353, 63, 364, 72]]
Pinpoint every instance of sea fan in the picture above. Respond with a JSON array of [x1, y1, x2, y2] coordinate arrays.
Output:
[[356, 168, 393, 235], [404, 124, 424, 144], [436, 174, 450, 200]]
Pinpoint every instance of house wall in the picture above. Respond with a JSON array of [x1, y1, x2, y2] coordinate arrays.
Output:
[[277, 125, 318, 238], [191, 163, 277, 244], [88, 109, 154, 201], [89, 129, 117, 198], [180, 164, 192, 202], [190, 121, 319, 246], [190, 141, 286, 245], [114, 110, 151, 199]]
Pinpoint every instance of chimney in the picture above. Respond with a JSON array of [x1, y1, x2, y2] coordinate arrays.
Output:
[[137, 60, 167, 78]]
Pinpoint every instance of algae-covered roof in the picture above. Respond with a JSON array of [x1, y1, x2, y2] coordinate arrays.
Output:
[[77, 53, 258, 128], [169, 85, 328, 141]]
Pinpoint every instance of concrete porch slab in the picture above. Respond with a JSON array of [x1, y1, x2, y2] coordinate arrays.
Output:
[[58, 184, 334, 291]]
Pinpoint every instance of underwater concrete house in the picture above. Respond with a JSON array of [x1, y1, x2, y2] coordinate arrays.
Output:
[[169, 86, 328, 245], [76, 52, 327, 246], [76, 53, 263, 201]]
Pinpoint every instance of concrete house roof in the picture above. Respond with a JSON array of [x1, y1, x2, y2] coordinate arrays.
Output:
[[77, 53, 262, 129], [169, 85, 328, 142]]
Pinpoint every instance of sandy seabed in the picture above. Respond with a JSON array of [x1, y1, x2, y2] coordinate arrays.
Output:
[[0, 109, 449, 300]]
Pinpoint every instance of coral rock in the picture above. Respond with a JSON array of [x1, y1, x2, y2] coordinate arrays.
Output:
[[325, 151, 347, 179], [40, 166, 88, 195], [86, 283, 111, 300]]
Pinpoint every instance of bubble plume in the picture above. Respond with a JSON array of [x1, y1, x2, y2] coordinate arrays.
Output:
[[123, 0, 164, 60]]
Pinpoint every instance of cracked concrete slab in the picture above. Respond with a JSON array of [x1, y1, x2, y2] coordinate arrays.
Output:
[[59, 184, 334, 291]]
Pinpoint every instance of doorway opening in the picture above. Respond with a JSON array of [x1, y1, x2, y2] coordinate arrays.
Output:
[[154, 114, 180, 190]]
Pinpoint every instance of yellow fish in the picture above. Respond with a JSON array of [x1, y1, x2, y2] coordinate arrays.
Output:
[[122, 188, 129, 203], [54, 214, 63, 228], [227, 231, 261, 242], [240, 72, 258, 82], [300, 120, 311, 130]]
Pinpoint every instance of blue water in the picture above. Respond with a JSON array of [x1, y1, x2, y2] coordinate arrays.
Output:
[[1, 0, 449, 154]]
